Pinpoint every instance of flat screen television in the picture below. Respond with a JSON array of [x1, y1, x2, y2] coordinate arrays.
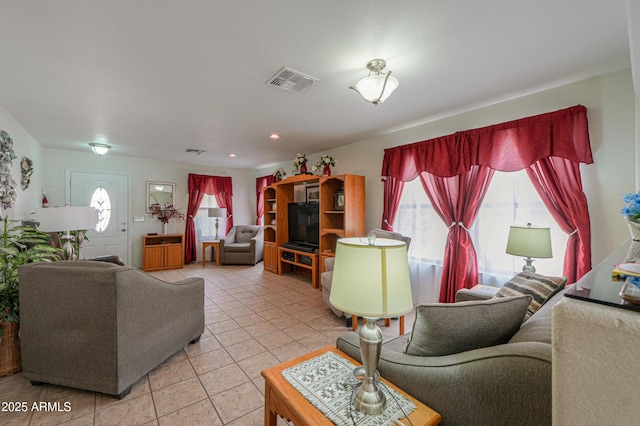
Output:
[[287, 202, 319, 248]]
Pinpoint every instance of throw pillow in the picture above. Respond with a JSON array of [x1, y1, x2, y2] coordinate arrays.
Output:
[[236, 230, 255, 243], [494, 272, 567, 320], [404, 295, 532, 357]]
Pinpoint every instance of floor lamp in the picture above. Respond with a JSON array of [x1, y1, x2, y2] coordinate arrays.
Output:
[[208, 207, 226, 240], [329, 236, 413, 415], [35, 206, 98, 260]]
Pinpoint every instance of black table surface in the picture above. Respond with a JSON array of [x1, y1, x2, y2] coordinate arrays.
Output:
[[564, 239, 640, 312]]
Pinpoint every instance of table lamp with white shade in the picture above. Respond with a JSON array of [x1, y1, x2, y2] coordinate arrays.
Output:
[[329, 236, 413, 415], [208, 207, 226, 240], [35, 206, 98, 259], [506, 223, 552, 272]]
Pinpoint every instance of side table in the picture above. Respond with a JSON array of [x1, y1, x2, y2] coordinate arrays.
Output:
[[261, 346, 441, 426], [201, 241, 220, 267]]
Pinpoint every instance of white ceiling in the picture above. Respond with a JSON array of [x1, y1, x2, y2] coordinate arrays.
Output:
[[0, 1, 634, 170]]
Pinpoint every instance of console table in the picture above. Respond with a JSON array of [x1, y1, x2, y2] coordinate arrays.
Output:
[[262, 346, 441, 426], [141, 234, 184, 272]]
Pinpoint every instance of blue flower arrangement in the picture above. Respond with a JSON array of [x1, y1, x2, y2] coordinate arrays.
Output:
[[628, 276, 640, 290], [621, 192, 640, 222]]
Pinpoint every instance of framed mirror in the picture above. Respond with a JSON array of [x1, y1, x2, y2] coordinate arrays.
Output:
[[147, 182, 175, 212]]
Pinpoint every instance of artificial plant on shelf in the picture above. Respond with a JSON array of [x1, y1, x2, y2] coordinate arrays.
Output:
[[272, 167, 286, 181], [311, 154, 336, 176], [292, 153, 308, 174]]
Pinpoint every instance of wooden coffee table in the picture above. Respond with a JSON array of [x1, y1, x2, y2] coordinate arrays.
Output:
[[262, 346, 441, 425]]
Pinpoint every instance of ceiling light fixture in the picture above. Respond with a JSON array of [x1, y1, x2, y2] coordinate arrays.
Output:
[[269, 133, 280, 140], [349, 59, 399, 105], [89, 143, 111, 155], [228, 153, 237, 158]]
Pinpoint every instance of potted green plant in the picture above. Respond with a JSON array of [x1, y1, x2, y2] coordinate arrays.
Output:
[[0, 216, 61, 376]]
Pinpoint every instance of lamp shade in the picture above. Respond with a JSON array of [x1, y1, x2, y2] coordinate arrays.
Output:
[[208, 207, 226, 218], [35, 206, 98, 232], [506, 225, 552, 258], [330, 237, 413, 318], [89, 143, 111, 155], [351, 74, 399, 104]]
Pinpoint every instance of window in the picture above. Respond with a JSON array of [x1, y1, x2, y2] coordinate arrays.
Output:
[[394, 170, 567, 294], [90, 187, 111, 233], [194, 195, 223, 240]]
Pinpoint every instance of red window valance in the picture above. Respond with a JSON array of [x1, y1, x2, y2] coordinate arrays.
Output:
[[381, 105, 592, 180]]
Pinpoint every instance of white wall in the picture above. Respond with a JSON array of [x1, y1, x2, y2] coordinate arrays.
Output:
[[0, 105, 44, 220], [258, 69, 636, 267], [42, 149, 256, 267]]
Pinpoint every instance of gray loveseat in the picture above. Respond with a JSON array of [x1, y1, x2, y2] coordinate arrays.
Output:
[[18, 260, 204, 399], [337, 285, 567, 426]]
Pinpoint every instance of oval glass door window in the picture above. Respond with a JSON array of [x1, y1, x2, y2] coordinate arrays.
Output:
[[90, 187, 112, 233]]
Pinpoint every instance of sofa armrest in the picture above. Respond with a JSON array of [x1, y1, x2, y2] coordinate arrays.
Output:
[[250, 229, 264, 263], [220, 226, 237, 249], [337, 331, 551, 426], [455, 284, 500, 302], [86, 255, 125, 265], [325, 257, 335, 271]]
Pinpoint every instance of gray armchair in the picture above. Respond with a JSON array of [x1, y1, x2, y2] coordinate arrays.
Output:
[[321, 228, 411, 327], [18, 261, 204, 399], [219, 225, 264, 265]]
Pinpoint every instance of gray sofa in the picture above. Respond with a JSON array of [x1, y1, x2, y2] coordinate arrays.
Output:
[[219, 225, 264, 265], [18, 260, 204, 399], [337, 285, 567, 426]]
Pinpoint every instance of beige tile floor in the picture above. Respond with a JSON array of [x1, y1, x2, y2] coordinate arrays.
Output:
[[0, 262, 413, 425]]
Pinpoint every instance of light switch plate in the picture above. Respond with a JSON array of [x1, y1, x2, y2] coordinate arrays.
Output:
[[133, 216, 145, 222]]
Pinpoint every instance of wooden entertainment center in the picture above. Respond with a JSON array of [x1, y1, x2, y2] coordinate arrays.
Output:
[[262, 174, 365, 286]]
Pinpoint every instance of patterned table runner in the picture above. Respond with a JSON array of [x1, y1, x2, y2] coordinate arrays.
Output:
[[282, 351, 416, 425]]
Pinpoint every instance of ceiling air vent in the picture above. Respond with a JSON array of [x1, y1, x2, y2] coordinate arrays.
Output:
[[186, 149, 206, 155], [266, 67, 319, 94]]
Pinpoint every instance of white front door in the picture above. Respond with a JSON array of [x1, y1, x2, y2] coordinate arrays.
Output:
[[68, 171, 130, 263]]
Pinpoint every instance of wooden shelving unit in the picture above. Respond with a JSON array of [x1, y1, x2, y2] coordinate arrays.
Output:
[[141, 234, 184, 272], [278, 246, 319, 288], [262, 173, 365, 279], [319, 174, 366, 272], [263, 185, 278, 273]]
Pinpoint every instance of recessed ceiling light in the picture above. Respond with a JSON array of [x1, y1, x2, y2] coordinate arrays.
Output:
[[228, 153, 237, 158], [269, 133, 280, 140]]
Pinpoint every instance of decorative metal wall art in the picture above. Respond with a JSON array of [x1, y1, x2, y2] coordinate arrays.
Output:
[[0, 131, 17, 210], [21, 156, 33, 190]]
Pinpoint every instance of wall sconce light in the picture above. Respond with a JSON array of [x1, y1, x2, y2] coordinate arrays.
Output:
[[349, 59, 399, 105], [89, 143, 111, 155]]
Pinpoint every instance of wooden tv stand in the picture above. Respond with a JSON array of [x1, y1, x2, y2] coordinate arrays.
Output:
[[278, 246, 319, 289]]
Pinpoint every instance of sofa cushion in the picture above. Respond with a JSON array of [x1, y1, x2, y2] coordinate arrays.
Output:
[[224, 242, 251, 252], [236, 229, 257, 243], [404, 295, 532, 357], [494, 272, 567, 321]]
